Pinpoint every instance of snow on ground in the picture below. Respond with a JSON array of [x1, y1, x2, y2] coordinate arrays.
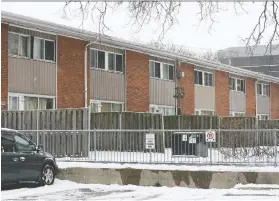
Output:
[[57, 161, 279, 172], [2, 179, 279, 201], [57, 147, 279, 166]]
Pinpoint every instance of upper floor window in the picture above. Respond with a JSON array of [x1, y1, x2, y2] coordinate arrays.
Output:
[[257, 83, 269, 96], [149, 60, 174, 81], [194, 70, 213, 87], [33, 38, 55, 62], [90, 49, 123, 72], [229, 77, 245, 93], [8, 32, 30, 58]]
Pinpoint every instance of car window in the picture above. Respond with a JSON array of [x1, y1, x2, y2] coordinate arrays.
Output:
[[1, 131, 17, 153], [14, 134, 34, 152]]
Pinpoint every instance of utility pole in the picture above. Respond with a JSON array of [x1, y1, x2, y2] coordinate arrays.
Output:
[[173, 86, 184, 115]]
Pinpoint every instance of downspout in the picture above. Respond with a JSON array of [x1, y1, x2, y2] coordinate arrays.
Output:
[[84, 36, 99, 108]]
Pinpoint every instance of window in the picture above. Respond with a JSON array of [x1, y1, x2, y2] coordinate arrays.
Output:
[[14, 134, 35, 152], [8, 93, 55, 111], [257, 83, 269, 96], [8, 32, 30, 57], [149, 60, 174, 80], [229, 77, 245, 92], [230, 111, 245, 117], [90, 49, 123, 72], [194, 70, 213, 86], [195, 110, 215, 116], [1, 132, 16, 153], [33, 38, 55, 61], [150, 105, 175, 116], [90, 100, 124, 112], [257, 114, 269, 120]]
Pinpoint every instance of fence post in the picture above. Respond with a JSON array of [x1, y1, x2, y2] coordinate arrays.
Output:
[[94, 128, 97, 162], [274, 129, 277, 167], [119, 113, 122, 152], [218, 116, 221, 164], [162, 115, 165, 158], [88, 106, 91, 159], [36, 109, 39, 145]]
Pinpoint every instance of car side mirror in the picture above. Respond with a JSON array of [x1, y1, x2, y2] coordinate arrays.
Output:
[[37, 144, 43, 153]]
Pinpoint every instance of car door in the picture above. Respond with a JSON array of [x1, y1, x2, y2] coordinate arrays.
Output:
[[1, 131, 21, 183], [13, 133, 42, 181]]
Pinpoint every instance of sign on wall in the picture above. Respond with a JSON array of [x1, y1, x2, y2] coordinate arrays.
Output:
[[145, 133, 155, 149]]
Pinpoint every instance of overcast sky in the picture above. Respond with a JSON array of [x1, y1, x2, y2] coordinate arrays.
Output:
[[1, 2, 272, 53]]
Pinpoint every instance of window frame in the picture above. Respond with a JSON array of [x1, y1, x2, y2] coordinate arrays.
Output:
[[90, 48, 124, 73], [149, 60, 175, 81], [257, 114, 269, 120], [149, 104, 176, 116], [230, 111, 245, 117], [90, 100, 124, 112], [229, 77, 245, 93], [257, 83, 270, 96], [8, 93, 56, 111], [8, 32, 31, 59], [195, 109, 215, 116], [194, 70, 214, 87], [33, 37, 55, 62]]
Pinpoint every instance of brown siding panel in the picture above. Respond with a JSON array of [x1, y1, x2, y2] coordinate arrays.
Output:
[[271, 83, 279, 119], [178, 63, 194, 115], [57, 36, 86, 108], [1, 23, 8, 110], [215, 70, 229, 116], [149, 79, 175, 106], [90, 69, 125, 102], [246, 78, 256, 116], [126, 50, 149, 112], [8, 57, 56, 95]]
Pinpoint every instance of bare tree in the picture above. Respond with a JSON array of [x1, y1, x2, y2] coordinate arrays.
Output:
[[63, 1, 279, 54]]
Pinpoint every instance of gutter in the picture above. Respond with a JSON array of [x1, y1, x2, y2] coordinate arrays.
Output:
[[2, 11, 279, 84]]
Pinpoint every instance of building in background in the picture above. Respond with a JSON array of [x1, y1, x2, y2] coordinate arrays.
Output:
[[218, 45, 279, 78], [1, 11, 279, 119]]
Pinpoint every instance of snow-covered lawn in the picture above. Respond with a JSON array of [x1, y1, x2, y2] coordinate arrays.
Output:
[[56, 161, 279, 172], [2, 179, 279, 201], [57, 147, 279, 166]]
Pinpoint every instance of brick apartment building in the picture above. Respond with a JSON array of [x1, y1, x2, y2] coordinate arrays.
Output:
[[1, 11, 279, 119]]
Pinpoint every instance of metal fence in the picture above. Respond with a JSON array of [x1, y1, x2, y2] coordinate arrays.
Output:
[[20, 129, 279, 167]]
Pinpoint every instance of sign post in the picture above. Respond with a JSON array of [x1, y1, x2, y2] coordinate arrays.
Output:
[[205, 130, 216, 165], [146, 133, 155, 163]]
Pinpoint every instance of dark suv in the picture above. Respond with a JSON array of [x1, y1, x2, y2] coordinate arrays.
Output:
[[1, 128, 58, 186]]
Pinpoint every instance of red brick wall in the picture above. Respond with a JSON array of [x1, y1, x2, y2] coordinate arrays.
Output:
[[178, 62, 194, 115], [126, 50, 149, 112], [215, 71, 229, 116], [1, 23, 8, 110], [246, 78, 256, 116], [57, 36, 88, 108], [270, 83, 279, 119]]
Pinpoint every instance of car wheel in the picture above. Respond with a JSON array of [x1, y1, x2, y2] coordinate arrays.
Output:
[[39, 164, 55, 186]]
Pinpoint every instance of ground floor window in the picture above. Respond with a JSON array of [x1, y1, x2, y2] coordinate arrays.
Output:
[[90, 100, 124, 112], [230, 111, 245, 117], [195, 110, 215, 116], [149, 104, 175, 116], [257, 114, 269, 120], [8, 93, 55, 111]]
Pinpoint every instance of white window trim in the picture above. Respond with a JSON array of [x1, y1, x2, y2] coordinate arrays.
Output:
[[90, 48, 124, 74], [8, 31, 31, 59], [149, 104, 175, 115], [195, 109, 215, 115], [8, 93, 56, 111], [90, 100, 124, 112], [229, 77, 245, 93], [257, 83, 270, 96], [33, 36, 55, 62], [194, 69, 214, 87], [149, 60, 175, 81], [257, 114, 269, 120], [230, 111, 245, 117]]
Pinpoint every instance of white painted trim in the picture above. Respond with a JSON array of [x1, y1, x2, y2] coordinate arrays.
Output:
[[229, 77, 245, 93], [9, 23, 56, 37], [8, 32, 31, 58], [150, 104, 175, 108], [240, 64, 279, 68], [194, 69, 214, 87], [256, 114, 270, 120], [33, 37, 55, 62], [230, 111, 246, 117], [149, 60, 175, 81], [256, 82, 270, 96], [90, 99, 124, 112]]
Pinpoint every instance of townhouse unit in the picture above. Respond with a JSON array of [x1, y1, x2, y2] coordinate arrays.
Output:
[[1, 11, 279, 119]]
